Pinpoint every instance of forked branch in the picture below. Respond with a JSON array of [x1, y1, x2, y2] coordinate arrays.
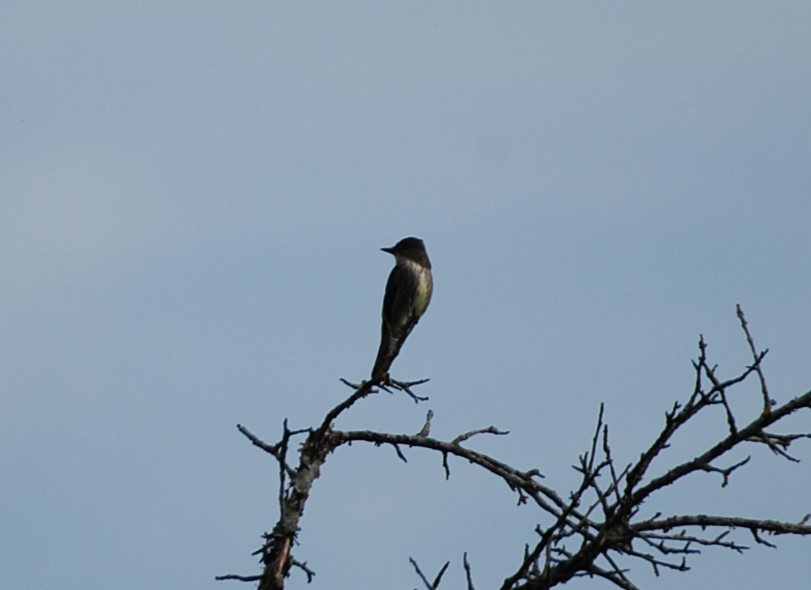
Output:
[[221, 308, 811, 589]]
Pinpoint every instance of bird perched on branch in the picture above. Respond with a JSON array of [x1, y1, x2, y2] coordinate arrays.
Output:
[[371, 237, 433, 381]]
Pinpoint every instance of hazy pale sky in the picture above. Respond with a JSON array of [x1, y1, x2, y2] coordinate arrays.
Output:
[[2, 2, 810, 589]]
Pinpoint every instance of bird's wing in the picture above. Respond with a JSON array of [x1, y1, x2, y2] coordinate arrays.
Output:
[[382, 263, 418, 336]]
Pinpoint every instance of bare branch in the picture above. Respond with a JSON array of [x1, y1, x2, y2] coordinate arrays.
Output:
[[463, 552, 476, 590], [225, 308, 811, 589], [332, 429, 559, 514], [410, 557, 433, 590], [236, 423, 297, 480], [737, 304, 772, 415], [700, 456, 751, 488], [215, 573, 262, 582], [290, 559, 315, 583], [631, 389, 811, 505], [416, 410, 434, 437], [389, 377, 431, 402], [432, 561, 451, 588], [452, 426, 510, 445], [409, 557, 450, 590], [636, 514, 811, 537], [582, 561, 640, 590]]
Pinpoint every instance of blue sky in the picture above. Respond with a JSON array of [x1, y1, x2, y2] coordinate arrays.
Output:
[[2, 2, 810, 589]]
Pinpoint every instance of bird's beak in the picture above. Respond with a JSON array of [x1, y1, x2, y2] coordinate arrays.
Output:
[[381, 246, 395, 254]]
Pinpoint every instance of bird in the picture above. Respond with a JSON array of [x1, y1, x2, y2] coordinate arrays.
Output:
[[371, 237, 433, 381]]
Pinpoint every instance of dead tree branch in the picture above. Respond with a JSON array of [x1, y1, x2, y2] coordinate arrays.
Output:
[[222, 308, 811, 589]]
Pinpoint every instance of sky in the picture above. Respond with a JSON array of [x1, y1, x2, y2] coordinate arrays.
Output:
[[2, 2, 811, 589]]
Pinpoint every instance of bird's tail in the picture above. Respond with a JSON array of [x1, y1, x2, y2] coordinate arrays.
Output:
[[371, 332, 396, 380], [371, 320, 418, 380]]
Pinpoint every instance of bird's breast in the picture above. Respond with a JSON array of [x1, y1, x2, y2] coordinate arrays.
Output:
[[411, 265, 433, 317]]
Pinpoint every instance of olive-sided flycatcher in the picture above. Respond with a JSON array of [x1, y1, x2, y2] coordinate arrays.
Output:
[[371, 237, 433, 381]]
